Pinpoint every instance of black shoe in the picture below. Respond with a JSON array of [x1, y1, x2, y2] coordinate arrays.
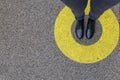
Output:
[[86, 18, 95, 39], [75, 19, 84, 39]]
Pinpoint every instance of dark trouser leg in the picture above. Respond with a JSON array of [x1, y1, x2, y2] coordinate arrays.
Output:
[[61, 0, 88, 20], [89, 0, 120, 20]]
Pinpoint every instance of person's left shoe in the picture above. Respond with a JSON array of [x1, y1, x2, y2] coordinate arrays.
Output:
[[75, 19, 84, 39], [86, 18, 95, 39]]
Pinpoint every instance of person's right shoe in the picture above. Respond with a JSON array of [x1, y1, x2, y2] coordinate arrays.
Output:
[[75, 19, 84, 39], [86, 18, 95, 39]]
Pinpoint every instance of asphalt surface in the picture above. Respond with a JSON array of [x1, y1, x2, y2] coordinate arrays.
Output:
[[0, 0, 120, 80]]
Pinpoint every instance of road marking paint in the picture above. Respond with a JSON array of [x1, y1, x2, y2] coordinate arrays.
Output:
[[54, 1, 119, 64]]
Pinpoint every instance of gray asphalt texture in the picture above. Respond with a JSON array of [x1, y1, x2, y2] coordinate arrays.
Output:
[[0, 0, 120, 80]]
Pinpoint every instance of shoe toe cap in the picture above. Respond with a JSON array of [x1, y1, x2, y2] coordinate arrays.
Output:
[[86, 29, 92, 39], [76, 29, 83, 39]]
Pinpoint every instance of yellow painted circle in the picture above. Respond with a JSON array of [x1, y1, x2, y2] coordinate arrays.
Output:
[[54, 2, 119, 64]]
